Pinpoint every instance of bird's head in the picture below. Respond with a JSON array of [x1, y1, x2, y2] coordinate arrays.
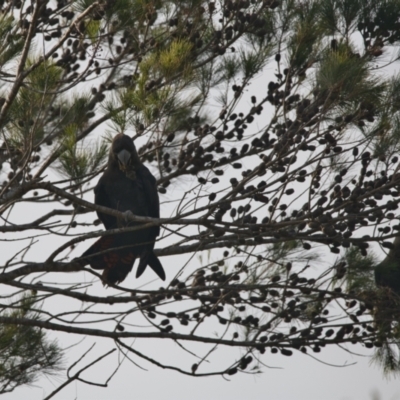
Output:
[[110, 134, 140, 173]]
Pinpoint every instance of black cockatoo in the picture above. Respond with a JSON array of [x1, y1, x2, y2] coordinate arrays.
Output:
[[375, 236, 400, 294], [372, 236, 400, 334], [80, 133, 165, 284]]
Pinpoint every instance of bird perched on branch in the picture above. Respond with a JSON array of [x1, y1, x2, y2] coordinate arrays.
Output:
[[375, 236, 400, 294], [80, 133, 165, 285], [373, 236, 400, 333]]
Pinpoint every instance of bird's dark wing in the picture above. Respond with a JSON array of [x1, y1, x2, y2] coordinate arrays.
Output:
[[138, 164, 160, 236], [80, 174, 137, 285], [134, 164, 165, 280], [94, 177, 116, 230]]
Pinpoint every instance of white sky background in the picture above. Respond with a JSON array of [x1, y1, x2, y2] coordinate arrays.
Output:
[[4, 26, 400, 400], [6, 347, 400, 400]]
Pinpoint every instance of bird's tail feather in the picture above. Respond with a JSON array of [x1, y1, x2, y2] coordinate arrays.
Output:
[[136, 251, 165, 280]]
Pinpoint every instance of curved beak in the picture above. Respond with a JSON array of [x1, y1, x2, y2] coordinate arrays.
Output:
[[117, 149, 131, 171]]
